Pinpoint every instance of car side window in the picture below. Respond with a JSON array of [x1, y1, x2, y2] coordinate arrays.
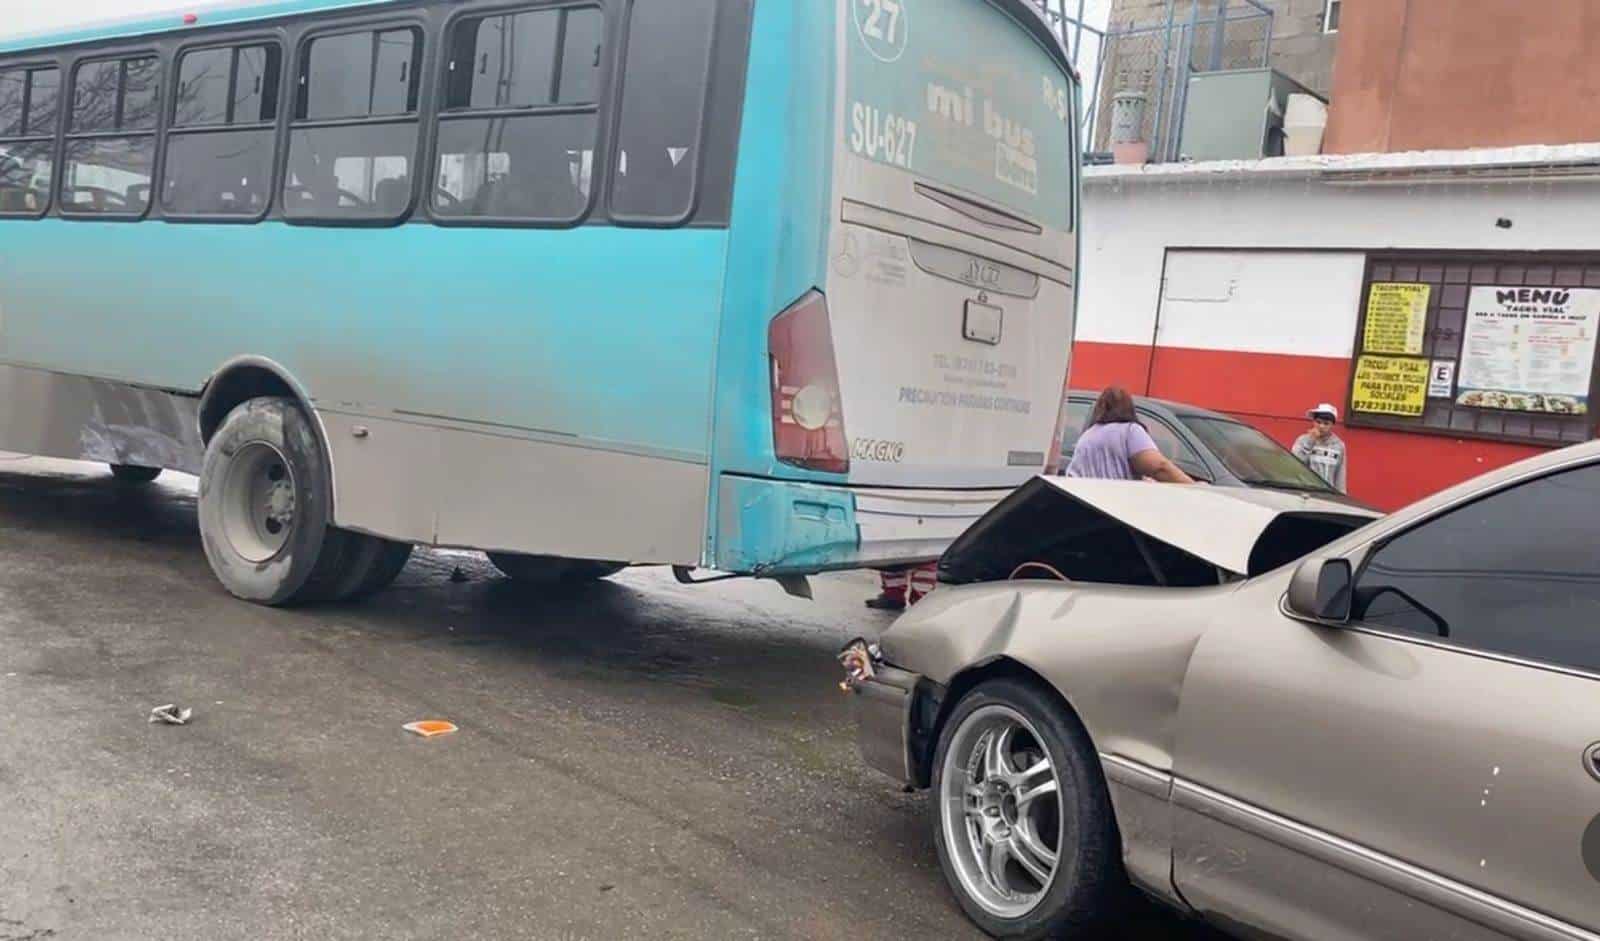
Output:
[[1353, 462, 1600, 674], [1057, 400, 1092, 458], [1139, 413, 1208, 479]]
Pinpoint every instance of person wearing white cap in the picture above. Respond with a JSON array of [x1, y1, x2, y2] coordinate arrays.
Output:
[[1293, 403, 1348, 493]]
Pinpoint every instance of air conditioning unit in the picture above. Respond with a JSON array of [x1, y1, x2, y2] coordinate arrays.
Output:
[[1179, 68, 1324, 162]]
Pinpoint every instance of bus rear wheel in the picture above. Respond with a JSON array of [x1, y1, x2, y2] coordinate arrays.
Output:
[[198, 396, 351, 606], [487, 553, 626, 584], [309, 534, 414, 603], [357, 539, 414, 597], [110, 463, 162, 483]]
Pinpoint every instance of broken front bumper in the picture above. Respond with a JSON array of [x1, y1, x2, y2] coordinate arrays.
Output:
[[847, 661, 923, 787]]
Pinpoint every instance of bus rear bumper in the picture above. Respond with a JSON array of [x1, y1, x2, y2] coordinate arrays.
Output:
[[712, 474, 1015, 575]]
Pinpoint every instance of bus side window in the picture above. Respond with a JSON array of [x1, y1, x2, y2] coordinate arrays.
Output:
[[283, 27, 421, 223], [162, 43, 281, 219], [609, 0, 717, 225], [61, 55, 160, 217], [0, 65, 59, 216], [432, 6, 604, 224]]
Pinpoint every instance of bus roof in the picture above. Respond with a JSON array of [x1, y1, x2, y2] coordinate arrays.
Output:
[[2, 0, 1077, 84], [0, 0, 402, 55]]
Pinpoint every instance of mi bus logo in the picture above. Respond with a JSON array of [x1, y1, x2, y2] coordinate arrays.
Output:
[[926, 83, 1038, 159], [926, 81, 1040, 195]]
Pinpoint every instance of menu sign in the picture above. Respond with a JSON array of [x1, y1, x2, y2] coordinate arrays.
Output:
[[1457, 286, 1598, 415], [1363, 283, 1430, 355], [1352, 356, 1429, 417]]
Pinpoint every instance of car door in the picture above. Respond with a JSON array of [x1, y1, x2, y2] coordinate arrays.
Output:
[[1169, 461, 1600, 940]]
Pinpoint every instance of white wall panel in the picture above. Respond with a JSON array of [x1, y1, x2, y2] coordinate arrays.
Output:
[[1076, 163, 1600, 351], [1154, 250, 1366, 356]]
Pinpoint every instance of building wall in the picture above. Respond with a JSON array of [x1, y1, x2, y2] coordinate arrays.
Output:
[[1106, 0, 1339, 96], [1325, 0, 1600, 154], [1075, 162, 1600, 509]]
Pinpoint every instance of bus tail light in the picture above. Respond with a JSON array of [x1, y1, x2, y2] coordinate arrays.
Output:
[[769, 290, 849, 474]]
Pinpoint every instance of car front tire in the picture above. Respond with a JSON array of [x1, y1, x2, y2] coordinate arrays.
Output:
[[932, 678, 1124, 939]]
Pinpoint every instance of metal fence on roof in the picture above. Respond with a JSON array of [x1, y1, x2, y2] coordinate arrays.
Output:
[[1032, 0, 1112, 147], [1032, 0, 1275, 161]]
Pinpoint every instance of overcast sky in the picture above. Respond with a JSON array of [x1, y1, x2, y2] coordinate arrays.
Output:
[[0, 0, 188, 39]]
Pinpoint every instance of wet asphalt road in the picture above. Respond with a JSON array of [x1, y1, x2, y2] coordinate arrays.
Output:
[[0, 455, 1221, 941]]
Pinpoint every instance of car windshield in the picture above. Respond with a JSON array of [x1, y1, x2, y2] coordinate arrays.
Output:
[[1179, 416, 1333, 492]]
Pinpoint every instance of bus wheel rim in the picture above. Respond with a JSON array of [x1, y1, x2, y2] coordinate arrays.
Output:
[[219, 441, 297, 563]]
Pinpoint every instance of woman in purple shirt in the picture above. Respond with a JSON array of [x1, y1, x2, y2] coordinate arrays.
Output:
[[1066, 386, 1195, 483]]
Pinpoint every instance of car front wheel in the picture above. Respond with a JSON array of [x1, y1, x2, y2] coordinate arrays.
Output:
[[932, 678, 1123, 939]]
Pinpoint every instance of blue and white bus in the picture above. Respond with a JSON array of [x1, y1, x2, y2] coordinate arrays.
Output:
[[0, 0, 1080, 605]]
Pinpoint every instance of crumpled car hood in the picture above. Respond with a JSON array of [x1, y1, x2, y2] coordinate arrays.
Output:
[[940, 476, 1380, 586]]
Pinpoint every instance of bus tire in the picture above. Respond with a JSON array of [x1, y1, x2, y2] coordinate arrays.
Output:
[[487, 553, 626, 584], [297, 531, 386, 603], [110, 464, 162, 483], [355, 539, 414, 597], [316, 534, 413, 602], [198, 396, 349, 606]]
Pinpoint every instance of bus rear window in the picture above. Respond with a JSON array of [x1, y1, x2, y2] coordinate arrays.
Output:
[[285, 27, 422, 221], [62, 55, 160, 215], [163, 43, 281, 218], [842, 0, 1075, 231], [433, 5, 604, 222], [444, 7, 601, 110], [608, 0, 716, 224], [1, 66, 59, 137], [301, 29, 419, 121], [0, 66, 58, 215]]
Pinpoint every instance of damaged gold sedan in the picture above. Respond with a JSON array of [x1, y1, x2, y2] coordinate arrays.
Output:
[[848, 443, 1600, 940]]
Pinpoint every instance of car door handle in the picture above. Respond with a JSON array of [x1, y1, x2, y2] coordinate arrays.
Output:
[[1586, 743, 1600, 783]]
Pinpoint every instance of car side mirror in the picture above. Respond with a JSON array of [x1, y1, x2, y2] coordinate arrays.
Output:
[[1286, 557, 1352, 623]]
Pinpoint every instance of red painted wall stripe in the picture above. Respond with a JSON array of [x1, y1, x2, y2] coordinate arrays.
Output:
[[1147, 346, 1354, 423], [1069, 341, 1154, 395]]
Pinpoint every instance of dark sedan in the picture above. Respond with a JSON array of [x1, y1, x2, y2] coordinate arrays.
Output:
[[1060, 392, 1352, 500]]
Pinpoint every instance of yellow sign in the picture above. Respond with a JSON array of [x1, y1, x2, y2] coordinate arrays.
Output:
[[1352, 356, 1430, 417], [1364, 283, 1431, 355]]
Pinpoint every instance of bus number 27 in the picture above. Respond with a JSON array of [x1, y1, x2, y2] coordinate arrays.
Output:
[[861, 0, 904, 45]]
